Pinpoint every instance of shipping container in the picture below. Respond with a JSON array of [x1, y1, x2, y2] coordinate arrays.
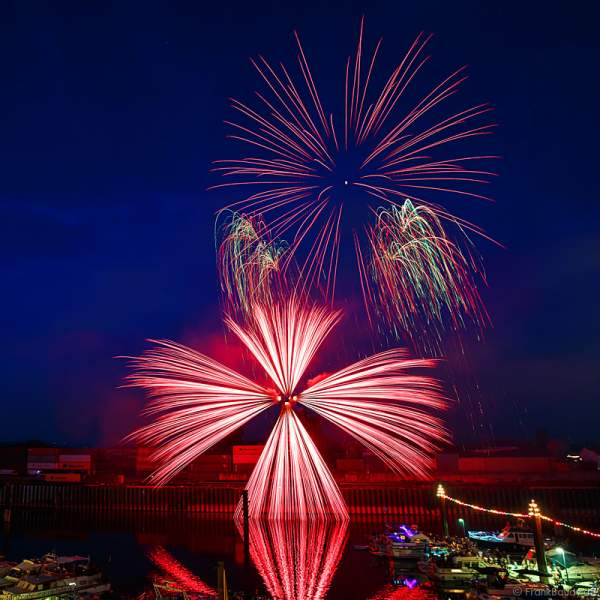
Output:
[[27, 462, 58, 470], [43, 473, 81, 483], [58, 462, 91, 472], [58, 454, 91, 463]]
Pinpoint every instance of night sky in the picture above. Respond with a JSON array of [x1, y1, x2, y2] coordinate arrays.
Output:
[[2, 1, 599, 447]]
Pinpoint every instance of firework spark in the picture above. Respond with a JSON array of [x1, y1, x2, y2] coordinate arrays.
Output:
[[300, 347, 447, 479], [217, 212, 289, 317], [235, 404, 348, 520], [212, 21, 495, 341], [124, 339, 274, 486], [358, 199, 488, 351], [126, 299, 447, 517], [240, 517, 348, 600]]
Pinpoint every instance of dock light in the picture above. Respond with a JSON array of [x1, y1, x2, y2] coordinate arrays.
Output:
[[556, 547, 569, 581], [436, 484, 446, 498], [528, 499, 541, 517], [458, 518, 466, 536]]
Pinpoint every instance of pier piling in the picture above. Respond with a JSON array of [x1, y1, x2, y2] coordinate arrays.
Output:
[[529, 499, 550, 583], [436, 484, 449, 537]]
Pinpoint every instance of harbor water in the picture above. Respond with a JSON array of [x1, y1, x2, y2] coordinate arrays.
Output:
[[1, 485, 599, 599]]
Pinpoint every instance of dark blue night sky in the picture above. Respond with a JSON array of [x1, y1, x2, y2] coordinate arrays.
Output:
[[1, 1, 599, 447]]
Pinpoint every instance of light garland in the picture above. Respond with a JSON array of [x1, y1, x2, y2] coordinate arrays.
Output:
[[436, 484, 600, 539], [538, 514, 600, 539]]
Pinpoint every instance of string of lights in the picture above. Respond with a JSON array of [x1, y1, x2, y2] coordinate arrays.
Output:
[[538, 514, 600, 539], [437, 484, 600, 539], [436, 485, 528, 518]]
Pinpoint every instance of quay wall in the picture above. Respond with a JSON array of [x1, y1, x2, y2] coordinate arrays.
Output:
[[1, 482, 599, 527]]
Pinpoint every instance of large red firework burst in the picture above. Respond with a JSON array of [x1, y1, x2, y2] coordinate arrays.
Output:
[[126, 298, 447, 519], [212, 21, 496, 346]]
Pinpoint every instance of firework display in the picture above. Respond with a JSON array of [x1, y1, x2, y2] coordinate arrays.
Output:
[[212, 20, 495, 340], [217, 212, 289, 317], [300, 347, 448, 478], [359, 199, 488, 349], [124, 23, 502, 527], [126, 299, 447, 517], [235, 403, 348, 520], [240, 517, 348, 599], [124, 339, 275, 486]]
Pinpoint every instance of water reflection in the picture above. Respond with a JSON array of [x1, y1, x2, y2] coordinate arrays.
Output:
[[365, 548, 437, 600], [146, 545, 216, 596], [242, 519, 348, 600], [367, 578, 436, 600]]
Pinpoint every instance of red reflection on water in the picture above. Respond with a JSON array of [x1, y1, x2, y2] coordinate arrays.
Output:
[[146, 545, 215, 596], [367, 581, 437, 600], [244, 519, 348, 600]]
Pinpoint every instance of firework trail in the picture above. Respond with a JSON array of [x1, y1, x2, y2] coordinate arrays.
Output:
[[212, 20, 496, 344], [239, 517, 348, 600], [217, 212, 290, 317], [235, 404, 348, 520], [126, 299, 447, 517], [124, 339, 275, 486]]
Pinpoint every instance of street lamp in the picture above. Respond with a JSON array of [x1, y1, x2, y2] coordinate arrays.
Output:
[[458, 518, 466, 537], [556, 547, 569, 582]]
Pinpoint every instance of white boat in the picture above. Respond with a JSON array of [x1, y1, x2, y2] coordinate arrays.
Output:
[[0, 572, 110, 599], [565, 581, 600, 597], [390, 541, 427, 560], [469, 522, 540, 549], [547, 547, 600, 582], [369, 525, 431, 560], [476, 580, 551, 599], [0, 554, 110, 599], [426, 555, 495, 583], [0, 560, 44, 590]]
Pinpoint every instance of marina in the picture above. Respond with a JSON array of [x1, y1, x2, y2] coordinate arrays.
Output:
[[0, 485, 599, 598]]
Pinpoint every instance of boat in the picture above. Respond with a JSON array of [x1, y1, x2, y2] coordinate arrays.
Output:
[[368, 533, 389, 557], [0, 554, 110, 599], [0, 565, 15, 580], [564, 581, 600, 598], [153, 580, 192, 599], [0, 572, 109, 599], [473, 579, 551, 599], [368, 524, 431, 560], [468, 521, 546, 549], [425, 555, 498, 584], [0, 560, 44, 590], [546, 547, 600, 582]]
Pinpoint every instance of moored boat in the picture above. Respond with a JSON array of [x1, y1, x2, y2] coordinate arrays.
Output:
[[368, 524, 431, 560], [468, 521, 552, 550], [0, 554, 110, 599]]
